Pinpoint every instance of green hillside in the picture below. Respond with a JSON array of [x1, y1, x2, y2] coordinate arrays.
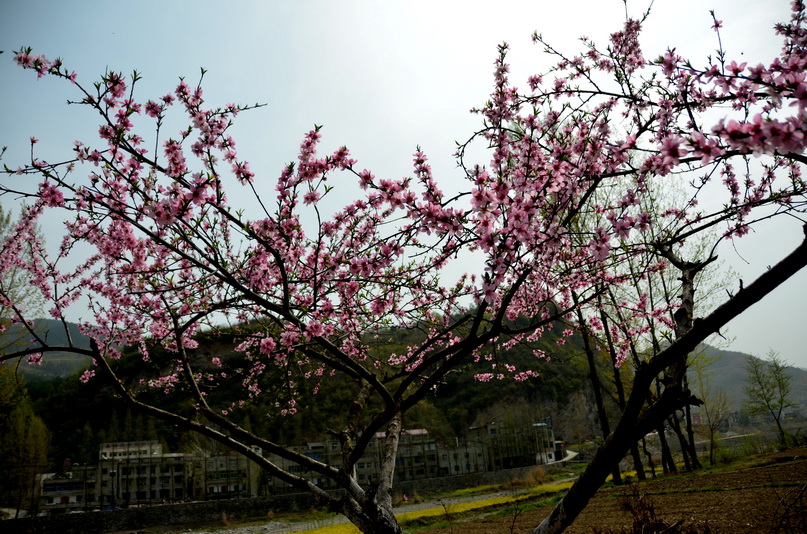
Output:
[[696, 345, 807, 410], [8, 318, 807, 474], [0, 319, 92, 380], [13, 317, 594, 468]]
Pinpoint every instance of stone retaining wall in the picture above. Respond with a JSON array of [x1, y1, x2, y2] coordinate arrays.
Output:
[[1, 493, 319, 534]]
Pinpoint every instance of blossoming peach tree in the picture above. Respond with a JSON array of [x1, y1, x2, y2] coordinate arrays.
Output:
[[2, 3, 807, 533]]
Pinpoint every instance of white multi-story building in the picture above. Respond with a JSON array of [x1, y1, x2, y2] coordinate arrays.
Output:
[[263, 425, 564, 492], [40, 441, 261, 514], [40, 465, 97, 513]]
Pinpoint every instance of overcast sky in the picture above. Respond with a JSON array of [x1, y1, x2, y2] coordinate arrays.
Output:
[[1, 0, 805, 369]]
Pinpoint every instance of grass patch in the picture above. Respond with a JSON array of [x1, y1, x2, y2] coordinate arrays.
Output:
[[435, 483, 501, 498], [288, 524, 359, 534], [487, 493, 565, 519], [397, 480, 575, 530]]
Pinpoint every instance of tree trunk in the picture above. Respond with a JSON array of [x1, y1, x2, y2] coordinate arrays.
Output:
[[666, 251, 711, 473], [529, 379, 688, 534], [657, 423, 677, 475], [641, 436, 656, 478], [668, 414, 692, 472], [599, 305, 644, 480], [578, 308, 622, 485], [14, 470, 23, 519], [529, 232, 807, 534], [340, 496, 404, 534], [682, 376, 702, 469], [629, 444, 646, 481], [376, 412, 402, 510]]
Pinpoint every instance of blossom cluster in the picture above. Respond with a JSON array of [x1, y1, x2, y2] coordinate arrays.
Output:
[[1, 1, 806, 418]]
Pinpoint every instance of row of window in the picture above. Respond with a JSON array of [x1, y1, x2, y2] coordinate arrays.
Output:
[[45, 494, 93, 505], [206, 470, 248, 481], [100, 466, 185, 476], [43, 482, 86, 493], [100, 450, 160, 458]]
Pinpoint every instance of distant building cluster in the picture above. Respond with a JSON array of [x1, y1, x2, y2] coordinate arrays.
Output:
[[39, 422, 564, 515], [40, 441, 261, 514], [264, 422, 563, 493]]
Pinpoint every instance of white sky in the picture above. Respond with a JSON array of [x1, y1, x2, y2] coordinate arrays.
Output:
[[1, 0, 805, 368]]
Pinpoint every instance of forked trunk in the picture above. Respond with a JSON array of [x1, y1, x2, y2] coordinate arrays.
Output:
[[341, 412, 405, 533], [341, 498, 404, 534]]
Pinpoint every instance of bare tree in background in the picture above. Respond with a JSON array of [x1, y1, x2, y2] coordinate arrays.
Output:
[[691, 353, 732, 464], [744, 350, 794, 449]]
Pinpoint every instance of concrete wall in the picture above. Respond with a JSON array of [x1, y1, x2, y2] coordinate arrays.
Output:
[[2, 493, 319, 534]]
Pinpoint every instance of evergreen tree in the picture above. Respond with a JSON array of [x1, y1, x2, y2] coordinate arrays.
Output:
[[0, 399, 50, 516]]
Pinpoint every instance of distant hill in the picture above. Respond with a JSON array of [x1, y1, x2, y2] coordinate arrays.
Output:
[[4, 318, 806, 413], [0, 319, 92, 380], [694, 345, 807, 411]]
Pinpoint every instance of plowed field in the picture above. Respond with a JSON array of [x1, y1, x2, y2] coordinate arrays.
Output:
[[420, 449, 807, 533]]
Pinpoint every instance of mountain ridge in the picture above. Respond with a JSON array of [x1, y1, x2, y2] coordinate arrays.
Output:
[[4, 319, 806, 414]]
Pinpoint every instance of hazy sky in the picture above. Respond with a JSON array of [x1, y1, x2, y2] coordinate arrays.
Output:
[[1, 0, 805, 368]]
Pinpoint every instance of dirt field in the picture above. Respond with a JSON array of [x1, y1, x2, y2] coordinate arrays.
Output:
[[419, 449, 807, 533]]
